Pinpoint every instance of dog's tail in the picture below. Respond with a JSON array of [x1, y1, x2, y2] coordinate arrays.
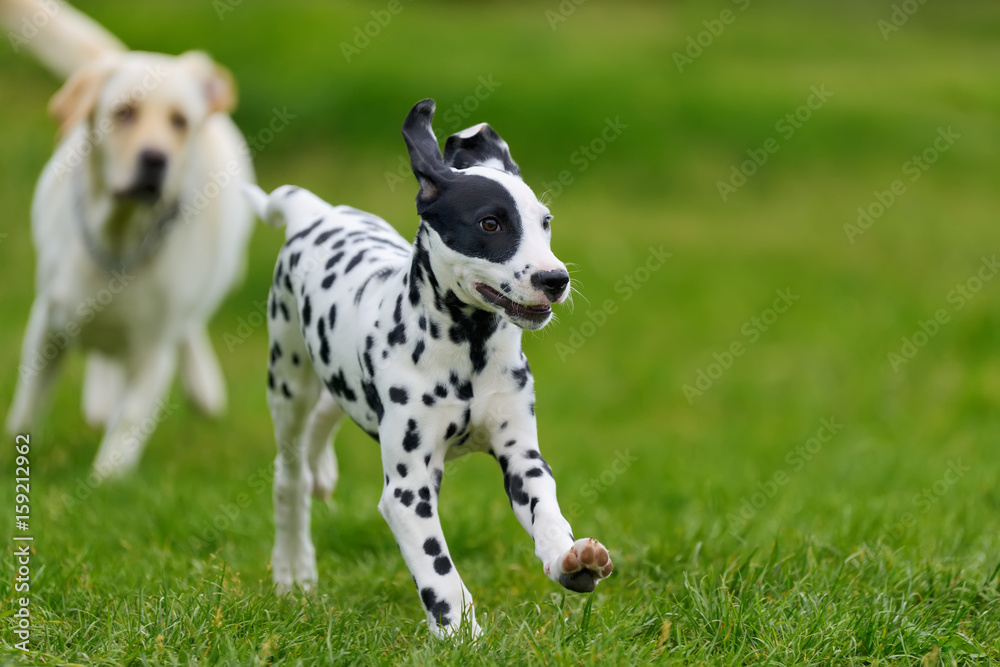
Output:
[[0, 0, 126, 79], [242, 184, 329, 241]]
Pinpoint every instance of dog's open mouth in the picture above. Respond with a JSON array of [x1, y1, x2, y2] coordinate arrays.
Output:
[[475, 283, 551, 325]]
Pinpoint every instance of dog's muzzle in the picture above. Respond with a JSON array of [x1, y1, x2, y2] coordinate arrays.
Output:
[[121, 149, 169, 202]]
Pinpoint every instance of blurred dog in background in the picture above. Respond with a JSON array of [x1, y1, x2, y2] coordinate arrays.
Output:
[[3, 0, 256, 478]]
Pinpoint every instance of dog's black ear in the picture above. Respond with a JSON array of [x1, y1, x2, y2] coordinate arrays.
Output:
[[444, 123, 520, 177], [402, 99, 453, 210]]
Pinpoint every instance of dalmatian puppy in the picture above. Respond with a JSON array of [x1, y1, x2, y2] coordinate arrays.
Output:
[[246, 99, 612, 637]]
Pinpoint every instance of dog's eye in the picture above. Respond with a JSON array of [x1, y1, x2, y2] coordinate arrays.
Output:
[[542, 215, 552, 231], [479, 217, 500, 233], [114, 105, 136, 124], [170, 112, 188, 132]]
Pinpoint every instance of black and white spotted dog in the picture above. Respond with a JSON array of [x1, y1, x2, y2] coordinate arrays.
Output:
[[245, 99, 612, 637]]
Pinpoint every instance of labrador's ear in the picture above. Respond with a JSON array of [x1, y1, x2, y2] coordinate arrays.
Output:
[[179, 50, 237, 114], [48, 53, 118, 138], [401, 99, 454, 212], [444, 122, 520, 176]]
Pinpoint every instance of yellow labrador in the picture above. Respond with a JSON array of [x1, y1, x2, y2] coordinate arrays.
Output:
[[3, 0, 256, 478]]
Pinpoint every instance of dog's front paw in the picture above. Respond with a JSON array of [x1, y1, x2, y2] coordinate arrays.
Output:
[[546, 538, 613, 593]]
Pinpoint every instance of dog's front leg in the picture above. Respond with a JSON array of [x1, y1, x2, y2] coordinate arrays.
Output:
[[484, 392, 614, 593], [6, 298, 66, 435], [377, 411, 480, 638], [91, 345, 177, 479]]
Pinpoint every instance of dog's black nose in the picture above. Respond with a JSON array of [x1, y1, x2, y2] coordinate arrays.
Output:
[[139, 149, 168, 171], [531, 269, 570, 302]]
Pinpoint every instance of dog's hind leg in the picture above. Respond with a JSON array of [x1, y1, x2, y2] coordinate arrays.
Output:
[[6, 299, 66, 435], [82, 353, 125, 428], [303, 389, 343, 503], [180, 326, 227, 417], [267, 289, 323, 592], [91, 345, 177, 479]]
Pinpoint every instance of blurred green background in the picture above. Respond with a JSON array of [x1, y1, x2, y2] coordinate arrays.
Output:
[[1, 0, 999, 663]]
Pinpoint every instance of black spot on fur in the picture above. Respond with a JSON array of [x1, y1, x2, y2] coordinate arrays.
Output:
[[318, 317, 330, 364], [399, 490, 414, 506], [434, 384, 448, 398], [511, 362, 531, 390], [387, 323, 407, 346], [504, 439, 516, 448], [526, 468, 544, 478], [415, 501, 432, 518], [411, 339, 425, 364], [267, 371, 274, 390], [434, 556, 452, 576], [443, 290, 498, 373], [326, 369, 357, 402], [525, 450, 553, 475], [281, 383, 292, 399], [289, 251, 301, 269], [292, 353, 300, 366], [322, 273, 336, 289], [504, 472, 530, 507], [362, 381, 384, 423], [345, 249, 367, 273], [279, 301, 290, 321], [418, 486, 430, 501], [424, 454, 431, 466], [389, 386, 409, 405], [269, 342, 282, 364], [433, 468, 443, 495], [418, 315, 427, 331], [325, 251, 345, 270], [328, 304, 337, 329], [397, 463, 408, 477], [285, 217, 322, 243], [301, 296, 312, 327], [419, 588, 451, 626], [314, 228, 340, 245], [423, 537, 442, 556], [444, 423, 457, 440], [403, 419, 421, 452], [422, 393, 436, 406]]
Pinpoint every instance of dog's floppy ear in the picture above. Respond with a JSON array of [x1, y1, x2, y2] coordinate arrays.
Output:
[[402, 99, 454, 211], [179, 50, 238, 114], [444, 122, 520, 176], [48, 53, 118, 138]]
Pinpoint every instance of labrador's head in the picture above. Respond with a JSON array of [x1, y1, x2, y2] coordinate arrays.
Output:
[[50, 50, 236, 204]]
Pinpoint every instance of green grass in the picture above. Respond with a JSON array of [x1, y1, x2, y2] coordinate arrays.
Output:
[[2, 0, 1000, 664]]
